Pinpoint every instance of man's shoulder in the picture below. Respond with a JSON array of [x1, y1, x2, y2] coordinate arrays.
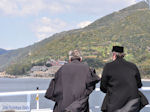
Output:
[[105, 61, 115, 67], [123, 59, 137, 68], [102, 62, 113, 71], [105, 59, 137, 68], [62, 61, 89, 68]]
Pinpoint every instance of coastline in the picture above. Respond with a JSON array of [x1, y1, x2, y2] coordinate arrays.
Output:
[[0, 75, 150, 81], [0, 75, 53, 79], [18, 76, 53, 79], [0, 72, 150, 81]]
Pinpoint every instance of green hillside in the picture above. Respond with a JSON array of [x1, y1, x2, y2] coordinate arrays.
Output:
[[1, 1, 150, 78]]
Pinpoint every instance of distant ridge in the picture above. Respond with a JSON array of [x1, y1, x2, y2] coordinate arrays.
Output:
[[87, 1, 149, 28], [0, 1, 150, 78], [0, 48, 8, 55], [120, 1, 148, 11]]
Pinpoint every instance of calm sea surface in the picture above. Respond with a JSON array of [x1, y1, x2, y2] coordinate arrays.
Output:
[[0, 78, 149, 112]]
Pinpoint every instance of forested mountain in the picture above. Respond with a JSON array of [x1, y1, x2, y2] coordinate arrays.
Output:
[[1, 1, 150, 78]]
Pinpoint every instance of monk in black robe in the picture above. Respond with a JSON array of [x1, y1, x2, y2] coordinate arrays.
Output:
[[100, 46, 144, 112], [45, 50, 100, 112]]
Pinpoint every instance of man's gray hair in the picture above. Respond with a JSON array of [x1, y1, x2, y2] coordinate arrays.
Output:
[[69, 50, 82, 60], [113, 52, 126, 58]]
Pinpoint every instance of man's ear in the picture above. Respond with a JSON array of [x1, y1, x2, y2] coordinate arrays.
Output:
[[112, 52, 116, 61], [69, 56, 72, 62], [80, 57, 82, 62]]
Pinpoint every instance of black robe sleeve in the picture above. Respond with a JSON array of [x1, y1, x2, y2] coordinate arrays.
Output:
[[135, 66, 142, 88], [45, 68, 63, 102], [138, 91, 149, 110], [86, 68, 100, 94], [45, 78, 55, 101], [100, 65, 109, 93]]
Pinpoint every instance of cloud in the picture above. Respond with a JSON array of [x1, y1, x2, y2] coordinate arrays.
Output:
[[63, 0, 136, 5], [109, 0, 136, 4], [32, 17, 94, 40], [0, 0, 44, 16], [47, 2, 70, 13], [32, 17, 68, 41], [54, 0, 139, 17], [77, 21, 92, 28], [0, 0, 139, 16], [121, 0, 137, 5], [0, 0, 69, 16]]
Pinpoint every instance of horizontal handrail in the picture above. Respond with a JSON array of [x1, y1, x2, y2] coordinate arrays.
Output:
[[0, 87, 149, 111], [140, 87, 150, 91], [95, 87, 150, 91], [0, 90, 46, 96], [0, 87, 150, 96]]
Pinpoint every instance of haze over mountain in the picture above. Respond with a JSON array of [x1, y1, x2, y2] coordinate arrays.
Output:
[[1, 1, 150, 78], [0, 48, 8, 55]]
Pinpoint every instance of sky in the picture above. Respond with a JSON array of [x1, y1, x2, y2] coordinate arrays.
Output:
[[0, 0, 144, 50]]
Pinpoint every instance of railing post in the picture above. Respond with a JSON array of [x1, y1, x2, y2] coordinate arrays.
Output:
[[27, 94, 31, 111], [36, 87, 39, 110]]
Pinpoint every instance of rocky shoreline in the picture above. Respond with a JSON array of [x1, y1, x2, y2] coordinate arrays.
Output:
[[1, 76, 150, 81], [0, 74, 53, 79], [0, 72, 17, 78], [0, 71, 150, 80], [0, 72, 52, 79]]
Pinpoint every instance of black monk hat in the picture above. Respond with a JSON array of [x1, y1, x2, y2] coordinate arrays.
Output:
[[112, 46, 124, 53]]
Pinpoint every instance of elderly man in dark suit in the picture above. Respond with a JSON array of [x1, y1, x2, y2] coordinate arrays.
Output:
[[100, 46, 143, 112], [45, 50, 100, 112]]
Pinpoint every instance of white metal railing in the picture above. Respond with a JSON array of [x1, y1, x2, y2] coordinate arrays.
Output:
[[95, 87, 150, 108], [0, 89, 46, 111], [0, 90, 46, 96], [0, 87, 150, 111], [95, 87, 150, 91]]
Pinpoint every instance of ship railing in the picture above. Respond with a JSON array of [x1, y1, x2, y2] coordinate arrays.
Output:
[[0, 87, 150, 111]]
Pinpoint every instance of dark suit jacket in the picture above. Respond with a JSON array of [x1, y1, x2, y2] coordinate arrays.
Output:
[[45, 59, 100, 112], [100, 58, 143, 112]]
